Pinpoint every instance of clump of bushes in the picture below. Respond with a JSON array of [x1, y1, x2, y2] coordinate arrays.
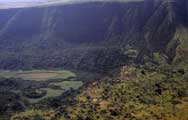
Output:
[[23, 89, 47, 99]]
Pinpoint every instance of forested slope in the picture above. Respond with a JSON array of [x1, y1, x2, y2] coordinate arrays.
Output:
[[0, 0, 187, 72]]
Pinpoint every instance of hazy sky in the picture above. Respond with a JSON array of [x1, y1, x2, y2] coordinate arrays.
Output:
[[0, 0, 72, 4], [0, 0, 142, 3], [0, 0, 143, 9]]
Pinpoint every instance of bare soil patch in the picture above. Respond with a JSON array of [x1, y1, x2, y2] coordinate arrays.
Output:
[[17, 73, 59, 80]]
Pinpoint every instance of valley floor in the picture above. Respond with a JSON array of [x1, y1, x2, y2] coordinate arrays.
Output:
[[3, 64, 188, 120]]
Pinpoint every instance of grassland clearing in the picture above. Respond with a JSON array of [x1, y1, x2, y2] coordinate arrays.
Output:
[[0, 70, 86, 103], [0, 70, 76, 81], [50, 81, 83, 90]]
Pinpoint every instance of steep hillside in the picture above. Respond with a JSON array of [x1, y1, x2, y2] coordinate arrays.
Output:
[[0, 0, 187, 72]]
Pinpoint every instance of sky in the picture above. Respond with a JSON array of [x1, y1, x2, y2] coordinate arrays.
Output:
[[0, 0, 143, 9], [0, 0, 71, 3], [0, 0, 143, 3], [0, 0, 72, 9]]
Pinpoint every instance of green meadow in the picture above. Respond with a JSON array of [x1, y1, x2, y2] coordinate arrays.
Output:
[[0, 70, 76, 81]]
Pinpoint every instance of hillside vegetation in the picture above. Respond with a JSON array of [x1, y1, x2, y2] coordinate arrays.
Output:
[[0, 0, 188, 119], [9, 65, 188, 120], [1, 0, 187, 72]]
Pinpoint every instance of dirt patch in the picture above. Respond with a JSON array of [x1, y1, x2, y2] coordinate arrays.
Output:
[[18, 73, 59, 80]]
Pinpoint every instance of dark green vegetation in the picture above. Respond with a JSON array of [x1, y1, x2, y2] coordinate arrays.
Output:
[[0, 70, 86, 119], [63, 66, 188, 120], [0, 0, 188, 119], [7, 65, 188, 120]]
